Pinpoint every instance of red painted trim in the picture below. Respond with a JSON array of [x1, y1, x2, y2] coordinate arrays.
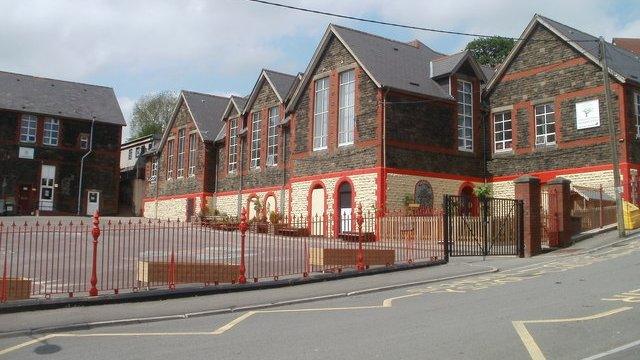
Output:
[[458, 181, 475, 194], [333, 177, 357, 235], [263, 191, 277, 215], [306, 180, 328, 234], [502, 57, 588, 82]]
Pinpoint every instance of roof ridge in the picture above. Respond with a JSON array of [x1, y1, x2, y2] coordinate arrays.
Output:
[[432, 50, 468, 62], [0, 70, 113, 90], [182, 90, 230, 100], [330, 23, 439, 53], [263, 68, 297, 78]]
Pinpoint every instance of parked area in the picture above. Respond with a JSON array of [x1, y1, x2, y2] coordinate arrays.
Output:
[[0, 210, 447, 301]]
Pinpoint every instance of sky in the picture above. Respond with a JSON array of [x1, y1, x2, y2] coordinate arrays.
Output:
[[1, 0, 639, 140]]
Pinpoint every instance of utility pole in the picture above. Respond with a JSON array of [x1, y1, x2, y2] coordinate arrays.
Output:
[[600, 37, 626, 238]]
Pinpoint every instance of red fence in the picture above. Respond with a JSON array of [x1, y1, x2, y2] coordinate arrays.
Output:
[[0, 206, 446, 302]]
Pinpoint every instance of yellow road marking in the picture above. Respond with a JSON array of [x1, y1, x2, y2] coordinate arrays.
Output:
[[211, 311, 256, 335], [512, 307, 633, 360]]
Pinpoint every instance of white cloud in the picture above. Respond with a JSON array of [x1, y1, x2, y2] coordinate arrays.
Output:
[[0, 0, 635, 109]]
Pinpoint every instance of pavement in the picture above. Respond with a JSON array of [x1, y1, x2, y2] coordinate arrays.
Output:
[[0, 226, 632, 339]]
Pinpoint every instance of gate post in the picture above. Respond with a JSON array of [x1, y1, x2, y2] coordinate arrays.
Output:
[[89, 211, 100, 296], [443, 195, 450, 262], [547, 177, 572, 247], [514, 175, 542, 257], [356, 203, 365, 271]]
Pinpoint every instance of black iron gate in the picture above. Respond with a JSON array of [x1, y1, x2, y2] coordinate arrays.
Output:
[[443, 195, 524, 257]]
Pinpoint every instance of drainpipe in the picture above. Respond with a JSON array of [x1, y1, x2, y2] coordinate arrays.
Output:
[[280, 124, 287, 215], [77, 116, 96, 215], [382, 88, 390, 212]]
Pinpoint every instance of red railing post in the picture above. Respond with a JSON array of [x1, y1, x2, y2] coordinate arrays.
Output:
[[89, 211, 100, 297], [237, 207, 248, 284], [168, 251, 176, 290], [599, 185, 604, 228], [1, 223, 6, 303], [356, 203, 365, 271]]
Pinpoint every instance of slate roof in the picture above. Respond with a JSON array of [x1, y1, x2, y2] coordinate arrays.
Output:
[[264, 69, 298, 102], [181, 91, 229, 142], [0, 70, 125, 126], [539, 15, 640, 83], [330, 24, 452, 99], [487, 15, 640, 92], [431, 51, 468, 78]]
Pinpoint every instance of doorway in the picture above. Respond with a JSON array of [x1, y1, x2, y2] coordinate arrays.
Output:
[[17, 184, 36, 215], [338, 182, 352, 233], [39, 165, 56, 211], [310, 186, 325, 236], [86, 190, 100, 216]]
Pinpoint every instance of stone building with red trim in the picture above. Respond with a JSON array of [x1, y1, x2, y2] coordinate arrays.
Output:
[[143, 90, 229, 220], [485, 15, 640, 204]]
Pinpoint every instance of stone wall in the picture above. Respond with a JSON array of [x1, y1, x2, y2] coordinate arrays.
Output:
[[385, 173, 477, 211]]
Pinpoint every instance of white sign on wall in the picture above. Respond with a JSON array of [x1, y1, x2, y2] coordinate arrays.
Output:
[[575, 99, 600, 129], [18, 147, 34, 159]]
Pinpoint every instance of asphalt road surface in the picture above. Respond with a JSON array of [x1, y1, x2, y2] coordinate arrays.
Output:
[[1, 237, 640, 359]]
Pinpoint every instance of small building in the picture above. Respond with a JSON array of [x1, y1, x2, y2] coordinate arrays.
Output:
[[0, 70, 125, 215], [119, 134, 159, 216]]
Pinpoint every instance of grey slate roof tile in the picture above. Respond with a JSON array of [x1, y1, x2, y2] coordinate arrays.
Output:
[[182, 90, 229, 142], [0, 70, 125, 126], [331, 24, 452, 100], [264, 70, 298, 101]]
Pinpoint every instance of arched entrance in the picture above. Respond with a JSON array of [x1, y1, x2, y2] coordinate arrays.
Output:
[[338, 182, 353, 233], [414, 180, 434, 211], [264, 194, 277, 220], [459, 184, 478, 216], [248, 195, 259, 220], [309, 183, 326, 236]]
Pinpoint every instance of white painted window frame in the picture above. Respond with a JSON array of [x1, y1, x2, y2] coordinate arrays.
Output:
[[338, 70, 355, 146], [228, 118, 238, 173], [188, 133, 197, 177], [457, 79, 473, 152], [43, 117, 59, 146], [535, 103, 556, 146], [494, 111, 513, 152], [267, 106, 279, 166], [313, 77, 329, 151], [20, 114, 37, 143], [250, 112, 261, 169], [176, 128, 186, 178]]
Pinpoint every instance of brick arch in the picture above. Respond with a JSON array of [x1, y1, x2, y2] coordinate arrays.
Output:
[[333, 177, 357, 234], [306, 180, 328, 235], [263, 191, 277, 218], [246, 193, 259, 220]]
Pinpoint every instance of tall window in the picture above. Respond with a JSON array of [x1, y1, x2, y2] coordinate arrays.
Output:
[[267, 106, 279, 166], [251, 112, 261, 169], [166, 140, 174, 179], [494, 112, 512, 152], [177, 129, 185, 177], [43, 118, 59, 146], [635, 93, 640, 138], [128, 149, 133, 160], [228, 118, 238, 173], [338, 70, 355, 146], [135, 146, 141, 158], [150, 158, 158, 182], [188, 133, 197, 177], [535, 103, 556, 145], [457, 80, 473, 151], [20, 114, 37, 143], [313, 77, 329, 150], [80, 134, 89, 150]]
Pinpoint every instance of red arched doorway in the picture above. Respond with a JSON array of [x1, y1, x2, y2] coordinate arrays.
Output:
[[459, 183, 478, 216]]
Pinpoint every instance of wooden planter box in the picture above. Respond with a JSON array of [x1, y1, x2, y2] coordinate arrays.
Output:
[[338, 232, 376, 242], [309, 248, 395, 266], [275, 226, 310, 237], [1, 278, 31, 300], [137, 261, 239, 285]]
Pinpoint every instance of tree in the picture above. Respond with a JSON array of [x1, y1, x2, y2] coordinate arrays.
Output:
[[465, 36, 516, 67], [128, 91, 178, 140]]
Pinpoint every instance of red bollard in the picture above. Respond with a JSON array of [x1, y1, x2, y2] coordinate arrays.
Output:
[[168, 251, 176, 290], [237, 207, 248, 284], [89, 211, 100, 297], [356, 203, 365, 271]]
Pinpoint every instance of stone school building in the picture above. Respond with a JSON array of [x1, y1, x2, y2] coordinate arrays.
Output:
[[143, 15, 640, 224]]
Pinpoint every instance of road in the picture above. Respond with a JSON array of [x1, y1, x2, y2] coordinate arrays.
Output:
[[1, 236, 639, 359]]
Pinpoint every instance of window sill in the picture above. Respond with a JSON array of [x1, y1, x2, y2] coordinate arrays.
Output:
[[313, 147, 328, 152], [458, 148, 474, 153]]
